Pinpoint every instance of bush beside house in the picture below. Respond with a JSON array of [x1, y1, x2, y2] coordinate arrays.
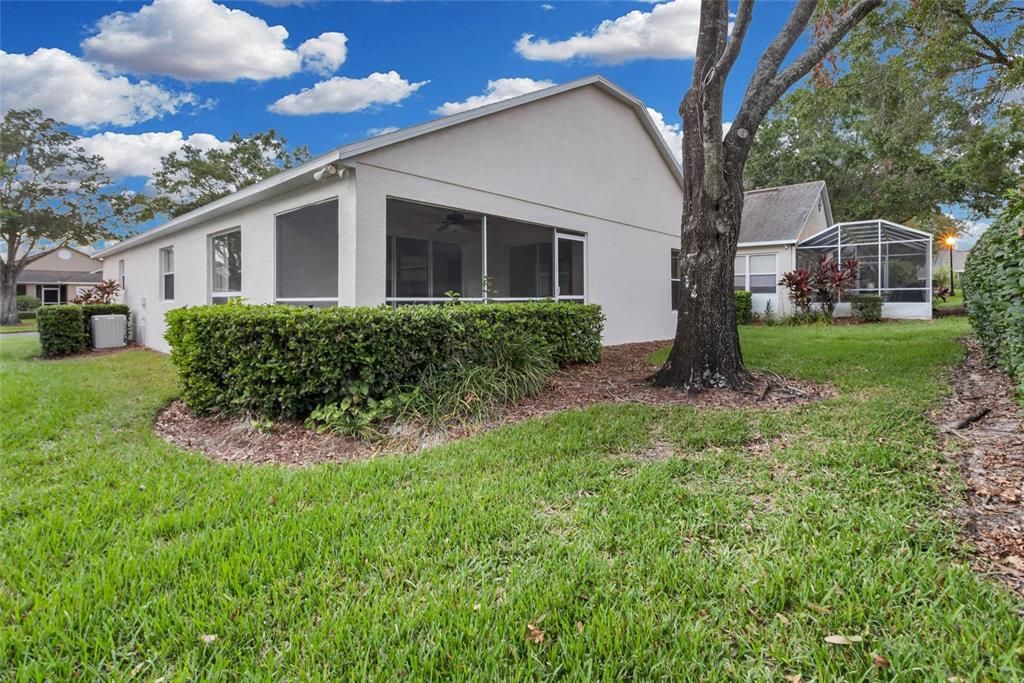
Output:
[[37, 306, 86, 358], [850, 294, 883, 322], [962, 206, 1024, 399], [166, 302, 604, 419], [734, 291, 753, 324]]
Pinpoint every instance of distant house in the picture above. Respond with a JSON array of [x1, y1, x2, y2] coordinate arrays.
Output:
[[17, 246, 102, 304]]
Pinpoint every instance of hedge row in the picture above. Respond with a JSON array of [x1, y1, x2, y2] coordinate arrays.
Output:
[[962, 207, 1024, 400], [734, 291, 752, 324], [37, 303, 130, 357], [38, 306, 87, 358], [165, 302, 605, 418]]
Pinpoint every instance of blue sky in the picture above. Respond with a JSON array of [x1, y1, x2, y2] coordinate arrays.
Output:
[[1, 0, 809, 196]]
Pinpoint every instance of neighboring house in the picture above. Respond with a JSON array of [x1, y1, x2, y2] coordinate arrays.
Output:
[[932, 248, 970, 277], [96, 76, 927, 354], [16, 246, 102, 305]]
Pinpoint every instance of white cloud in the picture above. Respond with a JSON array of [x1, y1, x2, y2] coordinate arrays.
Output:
[[0, 48, 195, 128], [541, 3, 554, 10], [367, 126, 400, 137], [298, 32, 348, 75], [516, 0, 700, 63], [646, 107, 730, 164], [269, 71, 428, 115], [432, 78, 555, 116], [82, 0, 347, 82], [79, 130, 228, 179], [647, 107, 682, 164]]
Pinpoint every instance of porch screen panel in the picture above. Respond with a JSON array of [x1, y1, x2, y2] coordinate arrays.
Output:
[[488, 217, 553, 298], [276, 200, 338, 299], [394, 237, 429, 298]]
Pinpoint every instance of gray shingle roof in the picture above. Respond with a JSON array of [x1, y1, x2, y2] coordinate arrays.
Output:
[[18, 269, 103, 284], [739, 180, 826, 244]]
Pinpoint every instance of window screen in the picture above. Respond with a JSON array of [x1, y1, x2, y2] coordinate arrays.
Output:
[[276, 200, 338, 300]]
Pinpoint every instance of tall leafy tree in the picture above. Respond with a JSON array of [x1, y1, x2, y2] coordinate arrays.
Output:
[[0, 109, 116, 326], [746, 0, 1023, 225], [124, 131, 311, 221], [657, 0, 881, 391]]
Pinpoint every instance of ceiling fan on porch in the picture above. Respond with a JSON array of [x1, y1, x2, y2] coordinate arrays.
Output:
[[434, 211, 481, 233]]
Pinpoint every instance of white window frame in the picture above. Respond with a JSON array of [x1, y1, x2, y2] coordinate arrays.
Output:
[[118, 259, 125, 291], [41, 285, 61, 305], [159, 246, 174, 301], [554, 232, 587, 302], [209, 228, 242, 304], [734, 252, 778, 294]]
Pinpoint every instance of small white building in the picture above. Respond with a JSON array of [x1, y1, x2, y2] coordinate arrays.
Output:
[[97, 76, 929, 354]]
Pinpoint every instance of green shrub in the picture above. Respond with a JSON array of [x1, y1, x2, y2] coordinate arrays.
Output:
[[962, 203, 1024, 400], [305, 383, 398, 439], [734, 290, 753, 324], [402, 330, 555, 424], [165, 302, 603, 419], [850, 294, 883, 323], [81, 304, 130, 345], [18, 310, 37, 321], [37, 306, 86, 358], [16, 294, 41, 311]]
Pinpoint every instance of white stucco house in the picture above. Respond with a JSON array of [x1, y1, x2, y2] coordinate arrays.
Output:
[[96, 75, 930, 353]]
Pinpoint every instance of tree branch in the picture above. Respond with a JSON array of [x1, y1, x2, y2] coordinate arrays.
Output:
[[710, 0, 755, 86], [767, 0, 884, 102], [952, 6, 1014, 68]]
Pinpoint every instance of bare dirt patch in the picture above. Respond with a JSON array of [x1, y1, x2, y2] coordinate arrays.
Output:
[[938, 337, 1024, 598], [155, 341, 832, 467]]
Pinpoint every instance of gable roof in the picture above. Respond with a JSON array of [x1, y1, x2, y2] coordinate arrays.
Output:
[[23, 244, 97, 264], [97, 76, 683, 259], [18, 269, 103, 285], [738, 180, 830, 245]]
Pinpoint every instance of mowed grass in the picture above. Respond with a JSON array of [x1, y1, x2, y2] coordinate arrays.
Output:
[[0, 320, 36, 334], [2, 320, 1022, 680]]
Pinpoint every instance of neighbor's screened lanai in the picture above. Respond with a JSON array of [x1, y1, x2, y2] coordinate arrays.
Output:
[[797, 220, 933, 303]]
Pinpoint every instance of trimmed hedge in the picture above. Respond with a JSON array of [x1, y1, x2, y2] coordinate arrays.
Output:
[[962, 210, 1024, 399], [38, 306, 86, 358], [734, 290, 753, 324], [18, 311, 37, 321], [165, 302, 605, 418], [850, 294, 883, 323], [17, 294, 41, 311]]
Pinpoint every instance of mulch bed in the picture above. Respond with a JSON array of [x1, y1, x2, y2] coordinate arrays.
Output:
[[938, 338, 1024, 598], [155, 340, 833, 467]]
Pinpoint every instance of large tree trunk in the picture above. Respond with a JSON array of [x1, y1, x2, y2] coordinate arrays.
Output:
[[654, 0, 881, 392], [655, 176, 748, 389], [0, 269, 20, 327]]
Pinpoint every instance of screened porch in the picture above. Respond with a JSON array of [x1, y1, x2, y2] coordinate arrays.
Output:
[[797, 220, 933, 305], [384, 198, 586, 305]]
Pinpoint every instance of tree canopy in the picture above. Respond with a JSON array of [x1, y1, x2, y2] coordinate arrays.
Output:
[[121, 131, 312, 222], [745, 0, 1023, 227]]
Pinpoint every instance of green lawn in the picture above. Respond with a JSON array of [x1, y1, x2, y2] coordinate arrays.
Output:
[[934, 292, 965, 310], [0, 320, 36, 334], [2, 320, 1021, 679]]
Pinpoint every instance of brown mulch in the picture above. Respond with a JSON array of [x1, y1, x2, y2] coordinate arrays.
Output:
[[155, 340, 833, 467], [938, 337, 1024, 598]]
